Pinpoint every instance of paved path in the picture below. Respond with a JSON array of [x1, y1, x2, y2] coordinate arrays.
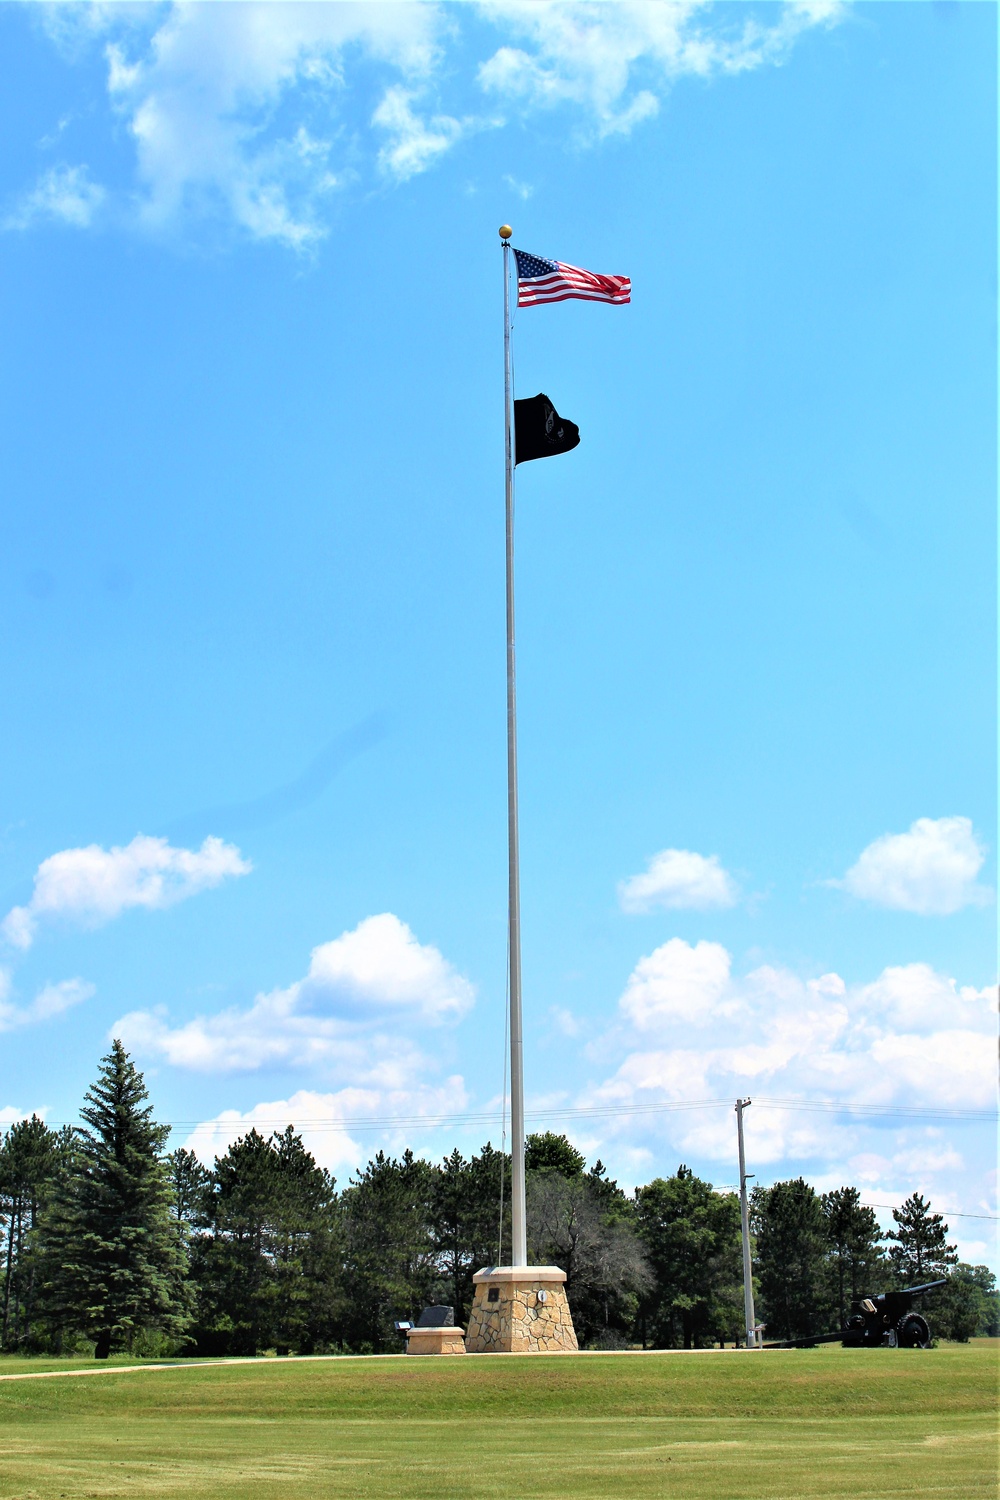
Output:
[[0, 1345, 753, 1382]]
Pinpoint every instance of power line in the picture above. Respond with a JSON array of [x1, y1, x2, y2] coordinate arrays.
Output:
[[859, 1201, 998, 1223], [33, 1098, 997, 1224], [43, 1095, 996, 1133]]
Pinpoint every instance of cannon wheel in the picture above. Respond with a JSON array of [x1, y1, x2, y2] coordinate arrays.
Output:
[[897, 1312, 931, 1349]]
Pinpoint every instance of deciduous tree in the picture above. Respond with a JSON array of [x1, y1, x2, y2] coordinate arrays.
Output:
[[635, 1167, 743, 1349], [528, 1163, 650, 1347], [933, 1264, 1000, 1341]]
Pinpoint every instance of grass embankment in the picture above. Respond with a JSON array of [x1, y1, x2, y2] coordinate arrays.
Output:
[[0, 1342, 996, 1499]]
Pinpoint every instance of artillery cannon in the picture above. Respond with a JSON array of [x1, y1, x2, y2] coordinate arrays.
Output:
[[761, 1279, 946, 1350], [841, 1279, 946, 1349]]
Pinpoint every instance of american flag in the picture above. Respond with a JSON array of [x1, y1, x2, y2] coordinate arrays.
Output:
[[514, 249, 631, 308]]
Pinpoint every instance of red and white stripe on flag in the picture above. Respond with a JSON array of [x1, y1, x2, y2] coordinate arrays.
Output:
[[515, 251, 631, 308]]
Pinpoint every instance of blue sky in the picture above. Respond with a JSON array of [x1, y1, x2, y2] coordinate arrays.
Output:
[[0, 1, 995, 1263]]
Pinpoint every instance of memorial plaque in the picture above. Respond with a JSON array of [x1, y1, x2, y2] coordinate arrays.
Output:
[[416, 1304, 455, 1327]]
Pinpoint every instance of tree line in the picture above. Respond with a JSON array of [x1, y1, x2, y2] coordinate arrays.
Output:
[[2, 1043, 996, 1357]]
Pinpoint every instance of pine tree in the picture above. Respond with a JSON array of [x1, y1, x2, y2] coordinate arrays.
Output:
[[0, 1115, 67, 1349], [190, 1127, 341, 1356], [166, 1148, 210, 1238], [428, 1142, 512, 1323], [821, 1186, 885, 1326], [886, 1193, 957, 1284], [752, 1178, 828, 1340], [37, 1041, 188, 1358], [525, 1132, 587, 1177], [340, 1149, 439, 1351]]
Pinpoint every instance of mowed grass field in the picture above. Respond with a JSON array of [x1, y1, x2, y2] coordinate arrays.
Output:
[[0, 1343, 996, 1500]]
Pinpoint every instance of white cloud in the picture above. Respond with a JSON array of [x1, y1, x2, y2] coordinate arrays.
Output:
[[868, 1031, 995, 1110], [5, 164, 106, 230], [854, 962, 995, 1031], [2, 834, 251, 950], [0, 1104, 49, 1128], [619, 848, 738, 912], [618, 937, 733, 1029], [0, 976, 95, 1032], [502, 173, 533, 200], [549, 1004, 582, 1038], [477, 0, 845, 136], [578, 939, 996, 1186], [303, 912, 474, 1022], [373, 86, 476, 181], [103, 2, 444, 246], [117, 912, 474, 1074], [14, 1, 846, 246], [184, 1076, 469, 1175], [836, 816, 992, 915]]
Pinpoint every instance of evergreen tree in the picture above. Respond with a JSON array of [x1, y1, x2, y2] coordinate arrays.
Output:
[[634, 1167, 743, 1349], [821, 1186, 885, 1326], [525, 1132, 586, 1177], [191, 1127, 340, 1356], [463, 1142, 511, 1274], [36, 1042, 188, 1358], [191, 1129, 276, 1355], [268, 1126, 342, 1354], [429, 1148, 472, 1318], [340, 1149, 438, 1351], [0, 1116, 67, 1349], [886, 1193, 957, 1284], [426, 1145, 508, 1320], [752, 1178, 827, 1340], [166, 1148, 210, 1238]]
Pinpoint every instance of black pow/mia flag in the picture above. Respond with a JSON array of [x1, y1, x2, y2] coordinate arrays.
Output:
[[514, 393, 580, 465]]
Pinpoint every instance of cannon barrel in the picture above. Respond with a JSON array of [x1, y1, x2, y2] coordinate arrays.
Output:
[[895, 1279, 947, 1298]]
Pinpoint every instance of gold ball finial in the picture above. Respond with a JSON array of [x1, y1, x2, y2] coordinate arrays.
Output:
[[499, 224, 513, 240]]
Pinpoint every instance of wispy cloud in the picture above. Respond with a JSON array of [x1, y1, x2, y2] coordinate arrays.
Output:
[[0, 975, 95, 1032], [502, 173, 533, 200], [9, 1, 846, 248], [477, 0, 846, 137], [99, 2, 446, 247], [5, 164, 105, 230], [373, 86, 479, 181]]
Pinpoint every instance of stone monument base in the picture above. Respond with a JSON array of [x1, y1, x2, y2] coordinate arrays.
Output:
[[405, 1325, 467, 1355], [465, 1266, 578, 1353]]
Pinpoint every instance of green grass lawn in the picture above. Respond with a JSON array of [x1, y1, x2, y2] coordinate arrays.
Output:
[[0, 1342, 996, 1499]]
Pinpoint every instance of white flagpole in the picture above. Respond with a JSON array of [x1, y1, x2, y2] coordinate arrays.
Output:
[[500, 224, 526, 1268]]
